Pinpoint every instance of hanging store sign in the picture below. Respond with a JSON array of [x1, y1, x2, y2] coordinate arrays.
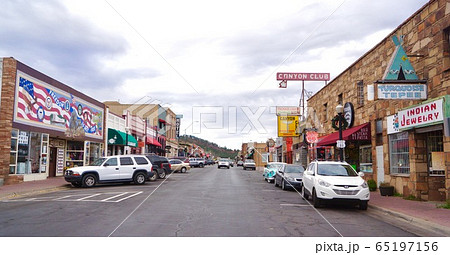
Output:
[[276, 72, 330, 81], [343, 102, 354, 128], [175, 117, 181, 138], [277, 116, 300, 137], [276, 106, 301, 116], [388, 98, 444, 134], [377, 84, 427, 100], [398, 98, 443, 130]]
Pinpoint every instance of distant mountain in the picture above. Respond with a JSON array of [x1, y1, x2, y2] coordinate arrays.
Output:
[[180, 135, 239, 159]]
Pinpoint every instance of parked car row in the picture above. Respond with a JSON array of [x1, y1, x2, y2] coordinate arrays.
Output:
[[263, 161, 370, 210], [64, 154, 192, 188]]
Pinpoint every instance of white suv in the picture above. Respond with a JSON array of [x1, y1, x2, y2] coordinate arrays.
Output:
[[302, 161, 370, 210], [64, 155, 154, 188]]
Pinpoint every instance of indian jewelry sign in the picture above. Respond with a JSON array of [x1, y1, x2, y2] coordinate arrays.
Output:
[[388, 98, 444, 134], [377, 84, 427, 100], [398, 99, 443, 130]]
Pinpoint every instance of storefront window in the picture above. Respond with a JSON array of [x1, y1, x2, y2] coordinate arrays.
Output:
[[427, 130, 444, 176], [389, 132, 410, 175], [12, 131, 43, 175], [10, 129, 19, 174], [359, 145, 372, 172], [66, 141, 84, 168]]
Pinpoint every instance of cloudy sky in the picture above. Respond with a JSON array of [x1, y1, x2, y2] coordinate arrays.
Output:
[[1, 0, 429, 149]]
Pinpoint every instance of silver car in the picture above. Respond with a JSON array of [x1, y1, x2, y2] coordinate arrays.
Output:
[[274, 164, 305, 191]]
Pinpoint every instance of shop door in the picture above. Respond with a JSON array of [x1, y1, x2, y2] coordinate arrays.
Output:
[[49, 147, 57, 177], [376, 146, 384, 186]]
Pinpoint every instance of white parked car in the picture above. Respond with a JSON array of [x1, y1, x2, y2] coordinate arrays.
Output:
[[302, 161, 370, 210], [243, 159, 256, 170], [64, 155, 154, 188], [218, 158, 230, 169]]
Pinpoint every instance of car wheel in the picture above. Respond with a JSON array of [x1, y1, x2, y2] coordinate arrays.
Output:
[[301, 185, 309, 200], [199, 163, 204, 168], [134, 172, 146, 185], [158, 170, 166, 179], [82, 174, 96, 188], [243, 167, 246, 170], [71, 182, 82, 188], [181, 167, 187, 173], [359, 201, 368, 210], [312, 189, 322, 208], [281, 180, 287, 190], [149, 170, 157, 181]]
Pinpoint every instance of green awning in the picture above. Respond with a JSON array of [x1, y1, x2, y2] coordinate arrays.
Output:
[[107, 128, 138, 147]]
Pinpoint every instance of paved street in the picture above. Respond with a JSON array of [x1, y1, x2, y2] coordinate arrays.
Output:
[[0, 165, 416, 237]]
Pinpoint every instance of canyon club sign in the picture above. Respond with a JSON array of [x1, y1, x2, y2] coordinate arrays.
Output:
[[276, 72, 330, 81]]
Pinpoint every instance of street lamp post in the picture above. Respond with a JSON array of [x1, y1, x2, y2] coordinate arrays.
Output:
[[336, 104, 344, 162]]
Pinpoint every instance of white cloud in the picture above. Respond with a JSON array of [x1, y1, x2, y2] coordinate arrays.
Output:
[[0, 0, 429, 149]]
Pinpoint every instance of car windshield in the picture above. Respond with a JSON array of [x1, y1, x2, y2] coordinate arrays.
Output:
[[317, 164, 357, 176], [285, 165, 305, 173], [90, 158, 106, 166], [246, 160, 254, 163], [219, 159, 228, 162]]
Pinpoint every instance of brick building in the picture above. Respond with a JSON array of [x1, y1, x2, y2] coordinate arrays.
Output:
[[0, 58, 105, 185], [307, 0, 450, 201]]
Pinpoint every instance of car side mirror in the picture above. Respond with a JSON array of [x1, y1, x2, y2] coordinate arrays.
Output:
[[358, 172, 364, 177], [103, 163, 109, 167]]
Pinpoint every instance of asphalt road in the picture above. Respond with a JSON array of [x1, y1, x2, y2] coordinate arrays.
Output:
[[0, 165, 416, 237]]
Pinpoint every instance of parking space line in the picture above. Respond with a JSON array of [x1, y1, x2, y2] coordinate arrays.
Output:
[[77, 193, 101, 201], [53, 195, 73, 201], [280, 203, 310, 207], [101, 192, 129, 202], [114, 191, 143, 202]]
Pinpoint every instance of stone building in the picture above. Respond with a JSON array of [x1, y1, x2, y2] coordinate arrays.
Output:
[[307, 0, 450, 201]]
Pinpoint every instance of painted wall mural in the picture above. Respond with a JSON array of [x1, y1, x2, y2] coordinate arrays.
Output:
[[14, 72, 104, 139]]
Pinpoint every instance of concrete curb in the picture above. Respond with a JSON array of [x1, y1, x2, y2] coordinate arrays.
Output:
[[0, 185, 71, 201], [368, 204, 450, 237]]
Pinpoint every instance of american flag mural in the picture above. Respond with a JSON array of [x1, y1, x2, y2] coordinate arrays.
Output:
[[15, 74, 103, 138]]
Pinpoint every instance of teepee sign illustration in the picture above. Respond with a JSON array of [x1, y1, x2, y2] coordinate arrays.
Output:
[[377, 35, 427, 100]]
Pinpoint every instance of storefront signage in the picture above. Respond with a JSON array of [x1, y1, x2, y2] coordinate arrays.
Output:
[[14, 72, 104, 139], [388, 98, 444, 134], [398, 99, 443, 130], [349, 125, 370, 140], [343, 102, 354, 128], [276, 106, 300, 116], [377, 84, 427, 99], [276, 72, 330, 81], [277, 116, 300, 137], [306, 131, 318, 144], [175, 117, 181, 138]]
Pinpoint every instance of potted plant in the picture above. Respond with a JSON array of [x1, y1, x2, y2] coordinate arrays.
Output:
[[367, 179, 377, 191], [379, 182, 394, 196]]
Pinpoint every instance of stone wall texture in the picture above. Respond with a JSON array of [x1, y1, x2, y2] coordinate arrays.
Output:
[[307, 0, 450, 200]]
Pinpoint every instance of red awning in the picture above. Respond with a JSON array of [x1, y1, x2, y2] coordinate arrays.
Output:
[[316, 123, 371, 146], [146, 137, 162, 147]]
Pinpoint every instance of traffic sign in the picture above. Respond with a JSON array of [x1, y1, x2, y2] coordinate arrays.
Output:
[[336, 140, 346, 148]]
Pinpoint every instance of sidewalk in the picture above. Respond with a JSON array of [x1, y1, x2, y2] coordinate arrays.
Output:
[[369, 191, 450, 236], [0, 177, 449, 236], [0, 177, 70, 200]]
